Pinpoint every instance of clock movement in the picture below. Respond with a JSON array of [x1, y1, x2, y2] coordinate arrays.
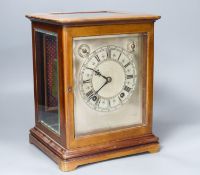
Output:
[[26, 11, 160, 171]]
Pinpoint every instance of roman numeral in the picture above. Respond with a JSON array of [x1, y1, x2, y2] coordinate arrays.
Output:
[[124, 62, 131, 68], [126, 75, 133, 79], [86, 90, 94, 98], [95, 55, 100, 62], [108, 99, 111, 107], [83, 79, 91, 84], [124, 86, 131, 92], [107, 48, 111, 59], [118, 52, 122, 60]]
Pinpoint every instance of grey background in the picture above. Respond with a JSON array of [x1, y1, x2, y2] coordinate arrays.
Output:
[[0, 0, 200, 174]]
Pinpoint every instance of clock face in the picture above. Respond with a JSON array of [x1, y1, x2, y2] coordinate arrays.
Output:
[[79, 45, 137, 112], [73, 33, 147, 136]]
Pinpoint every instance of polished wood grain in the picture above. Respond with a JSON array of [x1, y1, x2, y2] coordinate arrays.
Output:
[[27, 12, 160, 171], [30, 127, 159, 171], [64, 23, 155, 149], [26, 11, 160, 26]]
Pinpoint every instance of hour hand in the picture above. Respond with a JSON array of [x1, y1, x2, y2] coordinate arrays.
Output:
[[86, 67, 107, 80]]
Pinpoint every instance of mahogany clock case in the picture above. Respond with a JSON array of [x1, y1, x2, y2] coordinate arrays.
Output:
[[26, 11, 160, 171]]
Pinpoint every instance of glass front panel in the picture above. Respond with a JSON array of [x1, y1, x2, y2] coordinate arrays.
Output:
[[73, 33, 147, 137], [35, 29, 60, 135]]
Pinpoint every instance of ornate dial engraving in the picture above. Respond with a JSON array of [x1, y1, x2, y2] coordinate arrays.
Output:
[[78, 44, 90, 58], [79, 45, 137, 112], [127, 41, 136, 52]]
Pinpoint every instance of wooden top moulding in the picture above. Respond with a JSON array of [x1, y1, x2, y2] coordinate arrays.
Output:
[[26, 11, 161, 26]]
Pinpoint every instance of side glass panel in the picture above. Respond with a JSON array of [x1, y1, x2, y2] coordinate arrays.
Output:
[[34, 29, 60, 135]]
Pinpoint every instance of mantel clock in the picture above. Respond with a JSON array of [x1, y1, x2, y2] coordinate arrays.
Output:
[[26, 11, 161, 171]]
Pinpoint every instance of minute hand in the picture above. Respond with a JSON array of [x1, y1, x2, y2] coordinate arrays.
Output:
[[88, 80, 108, 101], [86, 67, 108, 80], [95, 80, 109, 94]]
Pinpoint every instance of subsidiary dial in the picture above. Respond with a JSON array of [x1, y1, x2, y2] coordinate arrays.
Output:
[[79, 45, 137, 112]]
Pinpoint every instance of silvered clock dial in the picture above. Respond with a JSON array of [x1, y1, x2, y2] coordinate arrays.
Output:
[[79, 45, 137, 112], [73, 33, 146, 136]]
